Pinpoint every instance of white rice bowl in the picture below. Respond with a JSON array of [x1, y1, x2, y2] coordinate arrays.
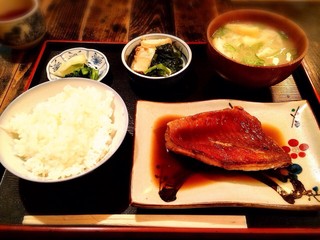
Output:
[[0, 78, 128, 182]]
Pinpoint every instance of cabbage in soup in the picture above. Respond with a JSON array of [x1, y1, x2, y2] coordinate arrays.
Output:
[[211, 22, 297, 66]]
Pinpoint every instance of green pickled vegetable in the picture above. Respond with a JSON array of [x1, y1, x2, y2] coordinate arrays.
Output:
[[65, 64, 99, 80], [90, 68, 99, 80], [144, 63, 171, 77]]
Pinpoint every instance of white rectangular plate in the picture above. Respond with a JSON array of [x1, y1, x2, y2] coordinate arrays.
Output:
[[131, 99, 320, 210]]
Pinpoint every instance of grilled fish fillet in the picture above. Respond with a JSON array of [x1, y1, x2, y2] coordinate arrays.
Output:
[[165, 106, 291, 171]]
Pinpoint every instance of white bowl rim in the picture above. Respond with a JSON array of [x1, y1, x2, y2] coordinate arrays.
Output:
[[0, 78, 128, 183], [121, 33, 192, 79], [46, 47, 110, 82]]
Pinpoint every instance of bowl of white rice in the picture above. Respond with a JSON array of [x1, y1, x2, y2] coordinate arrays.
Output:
[[0, 78, 128, 182]]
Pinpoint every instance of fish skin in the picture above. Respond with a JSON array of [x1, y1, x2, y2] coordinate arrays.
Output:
[[165, 106, 291, 171]]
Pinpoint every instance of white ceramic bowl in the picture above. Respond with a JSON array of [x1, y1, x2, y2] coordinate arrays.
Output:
[[121, 33, 192, 89], [46, 47, 110, 82], [0, 78, 128, 182]]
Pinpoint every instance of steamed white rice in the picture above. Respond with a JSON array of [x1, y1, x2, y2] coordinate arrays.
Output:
[[3, 85, 116, 180]]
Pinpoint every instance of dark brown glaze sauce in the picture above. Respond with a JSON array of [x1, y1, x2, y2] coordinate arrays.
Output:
[[152, 115, 319, 204]]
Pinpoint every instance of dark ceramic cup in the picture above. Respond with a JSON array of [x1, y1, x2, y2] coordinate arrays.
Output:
[[0, 0, 46, 49]]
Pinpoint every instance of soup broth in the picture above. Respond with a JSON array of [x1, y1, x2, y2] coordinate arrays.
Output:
[[212, 22, 297, 66]]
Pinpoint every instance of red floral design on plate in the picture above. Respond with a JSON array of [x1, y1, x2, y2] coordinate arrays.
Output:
[[282, 139, 309, 159]]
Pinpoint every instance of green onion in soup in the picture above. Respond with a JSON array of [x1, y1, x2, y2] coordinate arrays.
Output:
[[212, 22, 297, 66]]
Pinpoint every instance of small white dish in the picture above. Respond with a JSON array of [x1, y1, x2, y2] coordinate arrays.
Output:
[[46, 47, 110, 81], [131, 99, 320, 209], [121, 33, 192, 88], [0, 78, 128, 182]]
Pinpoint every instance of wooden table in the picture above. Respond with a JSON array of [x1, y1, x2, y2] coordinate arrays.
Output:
[[0, 0, 320, 239], [1, 0, 320, 112]]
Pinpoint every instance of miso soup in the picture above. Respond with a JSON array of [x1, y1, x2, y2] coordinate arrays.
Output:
[[211, 22, 297, 66]]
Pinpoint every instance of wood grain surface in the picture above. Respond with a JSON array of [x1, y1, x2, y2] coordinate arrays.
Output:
[[0, 0, 319, 114]]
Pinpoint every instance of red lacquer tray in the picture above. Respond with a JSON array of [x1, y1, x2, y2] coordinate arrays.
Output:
[[0, 40, 319, 239]]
